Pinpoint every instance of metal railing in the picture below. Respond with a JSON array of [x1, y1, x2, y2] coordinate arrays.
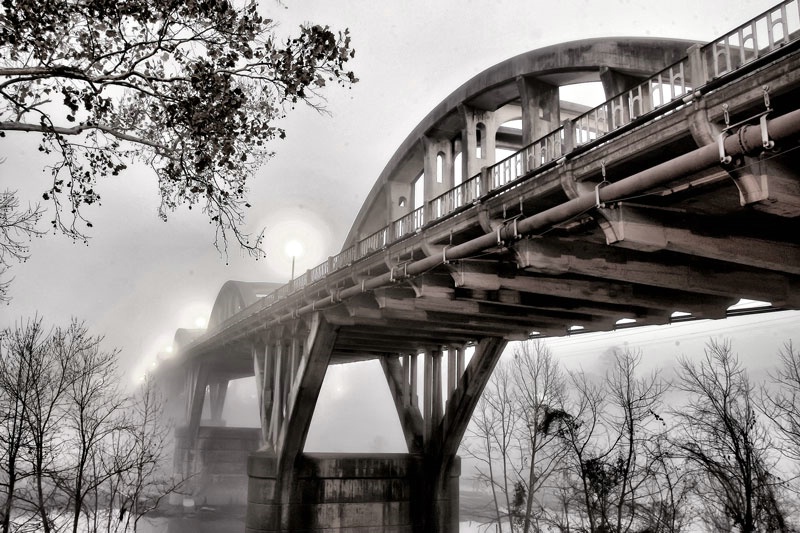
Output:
[[210, 0, 800, 333], [704, 0, 800, 79]]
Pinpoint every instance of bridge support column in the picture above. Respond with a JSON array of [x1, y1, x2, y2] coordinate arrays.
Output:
[[247, 452, 444, 533], [209, 380, 228, 425], [423, 136, 455, 217], [460, 104, 499, 178], [517, 76, 560, 144], [382, 338, 507, 532]]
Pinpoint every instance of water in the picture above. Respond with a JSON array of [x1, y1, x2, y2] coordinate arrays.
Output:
[[138, 507, 246, 533], [140, 509, 484, 532]]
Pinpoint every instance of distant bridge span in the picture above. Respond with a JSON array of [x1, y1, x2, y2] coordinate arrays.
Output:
[[156, 3, 800, 531]]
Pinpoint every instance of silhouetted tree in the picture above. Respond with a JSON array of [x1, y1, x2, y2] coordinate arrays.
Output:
[[0, 318, 179, 532], [0, 0, 357, 297], [0, 317, 50, 533], [763, 341, 800, 465], [463, 340, 567, 532], [0, 187, 43, 302], [464, 361, 519, 530], [510, 340, 567, 533], [547, 349, 672, 533], [674, 340, 788, 533]]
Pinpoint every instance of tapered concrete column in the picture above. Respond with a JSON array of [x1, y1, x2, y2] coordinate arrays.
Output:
[[517, 76, 560, 144], [186, 363, 209, 441], [460, 104, 499, 179], [209, 380, 228, 425], [387, 180, 414, 227], [600, 66, 650, 127], [423, 350, 433, 443], [422, 136, 455, 213], [431, 349, 443, 426]]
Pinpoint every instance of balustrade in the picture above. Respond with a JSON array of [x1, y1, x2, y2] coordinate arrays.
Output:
[[704, 0, 800, 79]]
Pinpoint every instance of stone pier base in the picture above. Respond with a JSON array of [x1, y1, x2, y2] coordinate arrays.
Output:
[[174, 426, 261, 506], [246, 452, 460, 532]]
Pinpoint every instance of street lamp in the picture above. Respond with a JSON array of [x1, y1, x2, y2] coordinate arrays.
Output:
[[284, 239, 304, 284]]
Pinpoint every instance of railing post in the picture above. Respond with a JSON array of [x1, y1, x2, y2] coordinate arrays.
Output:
[[479, 166, 491, 196], [687, 43, 708, 90], [561, 119, 575, 155]]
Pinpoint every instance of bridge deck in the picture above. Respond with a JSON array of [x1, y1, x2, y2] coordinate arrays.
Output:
[[170, 44, 800, 380]]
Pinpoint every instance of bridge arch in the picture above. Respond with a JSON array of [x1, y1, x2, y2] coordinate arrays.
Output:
[[345, 37, 697, 246], [207, 280, 284, 330]]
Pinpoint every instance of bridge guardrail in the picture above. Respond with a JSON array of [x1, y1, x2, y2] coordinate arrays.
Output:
[[216, 0, 800, 337], [704, 0, 800, 79], [572, 58, 691, 148]]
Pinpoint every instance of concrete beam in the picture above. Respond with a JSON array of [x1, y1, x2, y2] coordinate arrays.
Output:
[[597, 203, 800, 274], [513, 237, 800, 306]]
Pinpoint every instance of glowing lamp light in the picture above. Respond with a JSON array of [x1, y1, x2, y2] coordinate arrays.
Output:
[[284, 239, 305, 259], [285, 239, 305, 281]]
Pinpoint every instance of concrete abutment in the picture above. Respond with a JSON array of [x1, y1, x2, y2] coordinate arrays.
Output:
[[246, 452, 460, 533], [173, 426, 262, 506]]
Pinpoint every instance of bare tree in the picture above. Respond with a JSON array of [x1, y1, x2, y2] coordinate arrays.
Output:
[[58, 328, 124, 533], [546, 349, 673, 533], [0, 190, 43, 302], [673, 340, 788, 533], [18, 322, 75, 533], [464, 361, 519, 531], [553, 366, 614, 533], [112, 376, 181, 532], [463, 340, 569, 533], [0, 319, 181, 532], [0, 318, 47, 533], [510, 340, 567, 533], [763, 341, 800, 464], [605, 349, 668, 532], [639, 435, 696, 533]]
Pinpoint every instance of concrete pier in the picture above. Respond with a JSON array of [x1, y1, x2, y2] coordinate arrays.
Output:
[[174, 426, 261, 506], [246, 453, 460, 532]]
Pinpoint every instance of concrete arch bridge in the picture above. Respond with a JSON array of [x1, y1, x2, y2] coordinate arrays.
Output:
[[155, 2, 800, 531]]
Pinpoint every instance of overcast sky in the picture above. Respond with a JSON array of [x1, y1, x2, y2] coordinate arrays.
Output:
[[1, 0, 797, 452]]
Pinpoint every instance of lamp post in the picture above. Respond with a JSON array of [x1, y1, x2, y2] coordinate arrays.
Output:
[[285, 239, 304, 290]]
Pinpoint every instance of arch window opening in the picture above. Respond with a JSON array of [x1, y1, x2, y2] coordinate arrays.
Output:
[[436, 153, 444, 183], [476, 123, 486, 159], [559, 81, 606, 108], [413, 172, 424, 210], [453, 152, 463, 186]]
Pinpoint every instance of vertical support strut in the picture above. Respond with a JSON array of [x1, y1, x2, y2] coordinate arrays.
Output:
[[208, 380, 228, 425], [423, 349, 433, 443], [431, 348, 443, 426], [402, 354, 411, 407], [410, 353, 419, 408], [186, 362, 209, 441]]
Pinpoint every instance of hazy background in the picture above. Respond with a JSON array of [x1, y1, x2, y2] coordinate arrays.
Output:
[[1, 0, 797, 456]]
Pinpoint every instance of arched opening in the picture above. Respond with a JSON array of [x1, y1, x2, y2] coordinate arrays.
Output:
[[453, 152, 462, 185], [559, 81, 606, 108], [413, 172, 424, 210], [436, 153, 444, 183], [398, 196, 407, 208], [476, 123, 486, 159], [496, 117, 523, 161]]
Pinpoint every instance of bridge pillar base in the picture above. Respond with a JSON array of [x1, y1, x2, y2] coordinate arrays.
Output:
[[246, 452, 460, 533], [173, 426, 261, 507]]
